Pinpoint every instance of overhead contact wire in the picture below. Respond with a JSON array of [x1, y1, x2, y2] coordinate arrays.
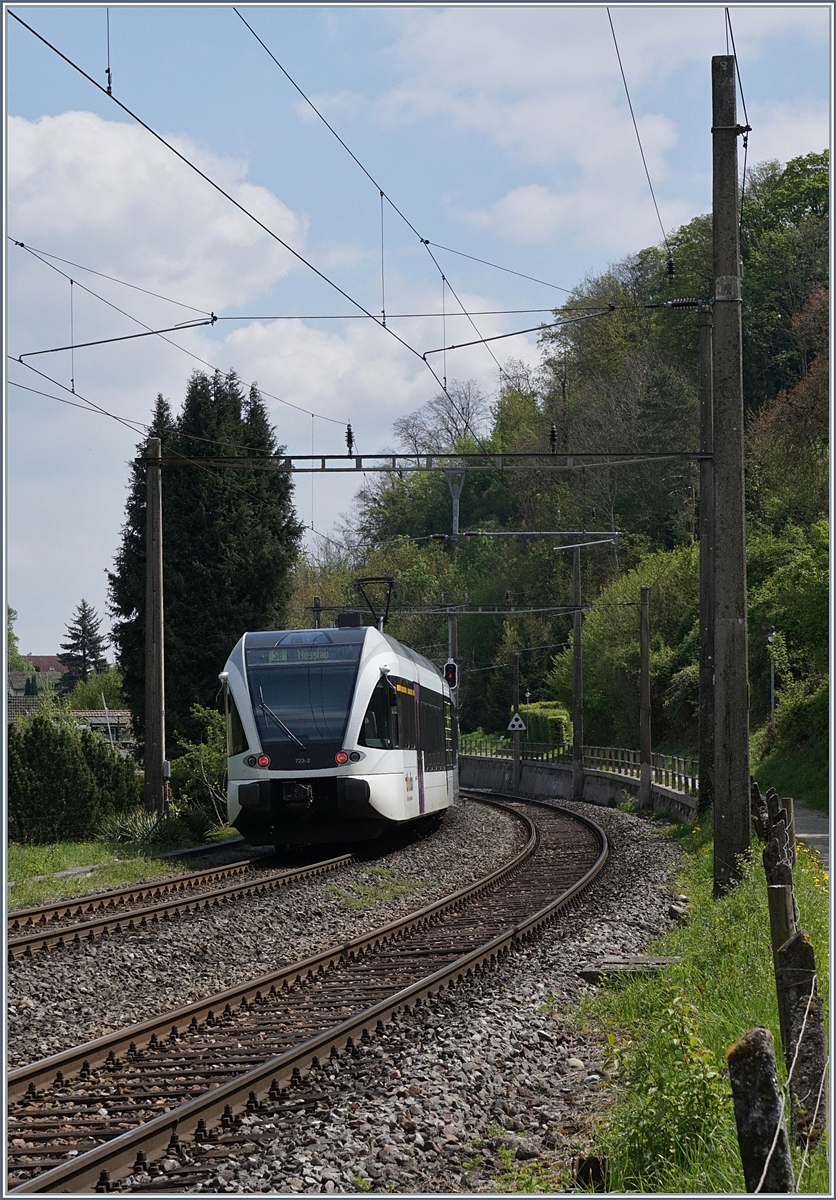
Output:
[[9, 237, 210, 314], [230, 7, 523, 443], [7, 11, 423, 361], [606, 8, 673, 260], [12, 237, 347, 434], [9, 10, 479, 448]]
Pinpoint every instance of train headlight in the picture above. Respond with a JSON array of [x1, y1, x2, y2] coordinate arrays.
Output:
[[335, 751, 349, 764], [257, 754, 271, 768]]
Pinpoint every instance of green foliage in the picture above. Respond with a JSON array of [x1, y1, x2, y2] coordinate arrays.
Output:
[[97, 801, 215, 849], [583, 829, 829, 1193], [108, 374, 304, 750], [601, 988, 730, 1190], [169, 703, 228, 823], [293, 151, 827, 761], [751, 728, 829, 813], [491, 1143, 561, 1193], [66, 665, 127, 710], [8, 696, 142, 843], [7, 605, 31, 671], [58, 599, 109, 689], [523, 701, 570, 744], [548, 544, 699, 748], [330, 867, 424, 910]]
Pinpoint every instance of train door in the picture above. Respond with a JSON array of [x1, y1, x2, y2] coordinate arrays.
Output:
[[413, 680, 425, 814]]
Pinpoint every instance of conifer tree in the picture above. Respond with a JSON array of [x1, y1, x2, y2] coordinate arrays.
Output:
[[58, 600, 109, 688], [108, 371, 304, 749]]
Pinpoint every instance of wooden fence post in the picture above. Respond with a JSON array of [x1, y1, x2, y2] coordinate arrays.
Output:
[[776, 931, 827, 1145], [727, 1027, 795, 1192]]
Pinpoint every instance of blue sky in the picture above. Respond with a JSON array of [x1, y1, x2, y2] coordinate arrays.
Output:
[[4, 3, 831, 654]]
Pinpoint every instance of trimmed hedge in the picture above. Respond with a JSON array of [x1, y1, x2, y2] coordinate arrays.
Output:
[[8, 706, 142, 843], [523, 700, 571, 744]]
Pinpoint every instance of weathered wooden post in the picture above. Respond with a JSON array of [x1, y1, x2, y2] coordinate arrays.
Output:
[[727, 1027, 795, 1192], [776, 931, 827, 1145]]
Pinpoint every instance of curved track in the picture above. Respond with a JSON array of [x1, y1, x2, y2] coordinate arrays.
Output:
[[7, 796, 608, 1194]]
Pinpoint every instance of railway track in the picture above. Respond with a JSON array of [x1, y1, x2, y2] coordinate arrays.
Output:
[[7, 853, 355, 962], [7, 795, 608, 1194]]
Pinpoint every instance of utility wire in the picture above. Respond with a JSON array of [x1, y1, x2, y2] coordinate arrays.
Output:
[[105, 7, 113, 94], [427, 243, 575, 294], [9, 359, 150, 434], [232, 6, 580, 304], [606, 8, 673, 261], [423, 308, 613, 357], [231, 8, 521, 397], [724, 9, 749, 126], [12, 236, 348, 431], [214, 308, 585, 319], [9, 10, 492, 457], [18, 318, 216, 361], [724, 8, 751, 244], [7, 378, 147, 430], [8, 12, 417, 357], [9, 237, 211, 314]]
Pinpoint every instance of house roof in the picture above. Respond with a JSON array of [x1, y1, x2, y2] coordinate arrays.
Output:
[[7, 699, 133, 728], [72, 709, 132, 722], [8, 670, 63, 690], [26, 655, 67, 674], [7, 696, 43, 720]]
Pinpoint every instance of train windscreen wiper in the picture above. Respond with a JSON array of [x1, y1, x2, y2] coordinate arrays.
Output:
[[258, 688, 306, 750]]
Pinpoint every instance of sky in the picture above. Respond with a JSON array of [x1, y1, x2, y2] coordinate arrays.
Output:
[[3, 2, 832, 656]]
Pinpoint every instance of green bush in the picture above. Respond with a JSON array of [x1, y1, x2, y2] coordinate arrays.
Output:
[[169, 704, 228, 824], [582, 829, 829, 1192], [66, 665, 127, 711], [523, 701, 570, 744], [97, 800, 215, 849], [601, 987, 730, 1190], [8, 699, 142, 843]]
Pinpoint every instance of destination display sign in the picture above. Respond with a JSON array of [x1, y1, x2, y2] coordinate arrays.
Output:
[[246, 644, 362, 666]]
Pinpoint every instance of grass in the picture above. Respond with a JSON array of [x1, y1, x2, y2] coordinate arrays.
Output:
[[751, 730, 829, 813], [330, 866, 424, 911], [6, 826, 240, 911], [571, 821, 829, 1193]]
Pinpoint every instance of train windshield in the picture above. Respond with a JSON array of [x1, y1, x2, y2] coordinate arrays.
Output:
[[245, 640, 362, 747]]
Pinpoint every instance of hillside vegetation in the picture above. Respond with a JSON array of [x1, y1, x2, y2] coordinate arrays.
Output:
[[289, 151, 828, 804]]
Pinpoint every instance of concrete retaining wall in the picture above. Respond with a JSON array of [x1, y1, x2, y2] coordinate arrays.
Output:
[[459, 755, 697, 823]]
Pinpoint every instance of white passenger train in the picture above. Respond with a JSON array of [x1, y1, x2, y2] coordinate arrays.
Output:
[[219, 626, 458, 847]]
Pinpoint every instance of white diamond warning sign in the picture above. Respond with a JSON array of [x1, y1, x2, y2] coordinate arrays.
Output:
[[507, 712, 527, 732]]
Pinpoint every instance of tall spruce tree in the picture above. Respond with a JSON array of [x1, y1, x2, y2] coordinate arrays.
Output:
[[58, 600, 109, 689], [108, 371, 304, 749]]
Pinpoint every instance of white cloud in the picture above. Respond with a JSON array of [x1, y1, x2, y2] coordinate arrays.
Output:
[[7, 112, 308, 310], [746, 102, 831, 167]]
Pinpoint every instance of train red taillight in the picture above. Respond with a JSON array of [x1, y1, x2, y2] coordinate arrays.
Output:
[[257, 754, 270, 767], [335, 751, 349, 764]]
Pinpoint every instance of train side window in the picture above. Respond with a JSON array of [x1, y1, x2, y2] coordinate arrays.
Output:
[[226, 692, 249, 756], [395, 679, 416, 749], [359, 678, 393, 749], [444, 697, 457, 766]]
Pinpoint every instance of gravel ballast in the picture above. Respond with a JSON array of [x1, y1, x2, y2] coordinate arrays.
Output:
[[8, 796, 686, 1190], [7, 800, 525, 1068], [141, 801, 683, 1194]]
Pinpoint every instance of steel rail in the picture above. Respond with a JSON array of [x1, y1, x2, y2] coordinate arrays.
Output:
[[8, 798, 608, 1193], [7, 853, 355, 961], [8, 855, 263, 930]]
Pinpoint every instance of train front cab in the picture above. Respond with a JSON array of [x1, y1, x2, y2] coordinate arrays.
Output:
[[221, 628, 456, 847]]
